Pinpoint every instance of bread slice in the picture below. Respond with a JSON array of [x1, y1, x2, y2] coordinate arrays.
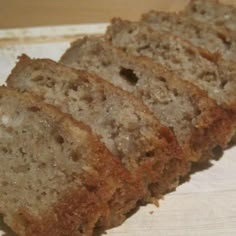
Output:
[[141, 10, 236, 62], [0, 87, 143, 236], [7, 55, 188, 200], [183, 0, 236, 32], [106, 18, 236, 114], [59, 36, 235, 165]]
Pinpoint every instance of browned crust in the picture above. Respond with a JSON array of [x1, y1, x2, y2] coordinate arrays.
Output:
[[0, 87, 143, 235]]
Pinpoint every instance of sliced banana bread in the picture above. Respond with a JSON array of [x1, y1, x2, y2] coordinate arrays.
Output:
[[141, 11, 236, 62], [106, 18, 236, 113], [183, 0, 236, 32], [7, 55, 188, 199], [0, 87, 142, 236], [60, 37, 235, 165]]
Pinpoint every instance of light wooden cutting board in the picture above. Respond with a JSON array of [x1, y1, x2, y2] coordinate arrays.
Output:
[[0, 23, 236, 236]]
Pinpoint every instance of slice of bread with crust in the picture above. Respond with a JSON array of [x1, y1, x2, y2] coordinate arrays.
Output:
[[7, 55, 188, 200], [183, 0, 236, 32], [141, 11, 236, 62], [106, 18, 236, 114], [59, 37, 235, 164], [0, 87, 142, 236]]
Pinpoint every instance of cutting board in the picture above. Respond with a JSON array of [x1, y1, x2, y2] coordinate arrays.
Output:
[[0, 23, 236, 236]]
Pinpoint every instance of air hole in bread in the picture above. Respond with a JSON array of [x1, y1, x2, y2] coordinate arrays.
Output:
[[77, 224, 85, 234], [32, 75, 44, 82], [69, 82, 78, 91], [191, 5, 197, 12], [145, 150, 155, 157], [220, 80, 228, 89], [19, 147, 26, 156], [85, 184, 98, 193], [159, 77, 167, 83], [200, 71, 217, 82], [38, 162, 46, 168], [128, 29, 134, 34], [1, 147, 8, 153], [71, 151, 79, 162], [28, 106, 40, 112], [44, 76, 55, 88], [46, 79, 56, 88], [55, 135, 64, 144], [32, 75, 55, 88], [200, 9, 206, 15], [173, 89, 179, 96], [119, 67, 139, 85]]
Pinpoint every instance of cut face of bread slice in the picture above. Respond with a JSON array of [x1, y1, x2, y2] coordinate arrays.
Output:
[[106, 18, 236, 114], [7, 55, 188, 200], [183, 0, 236, 32], [141, 11, 236, 62], [59, 37, 235, 164], [0, 87, 142, 236]]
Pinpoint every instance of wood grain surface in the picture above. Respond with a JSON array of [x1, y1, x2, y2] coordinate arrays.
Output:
[[1, 0, 236, 29]]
